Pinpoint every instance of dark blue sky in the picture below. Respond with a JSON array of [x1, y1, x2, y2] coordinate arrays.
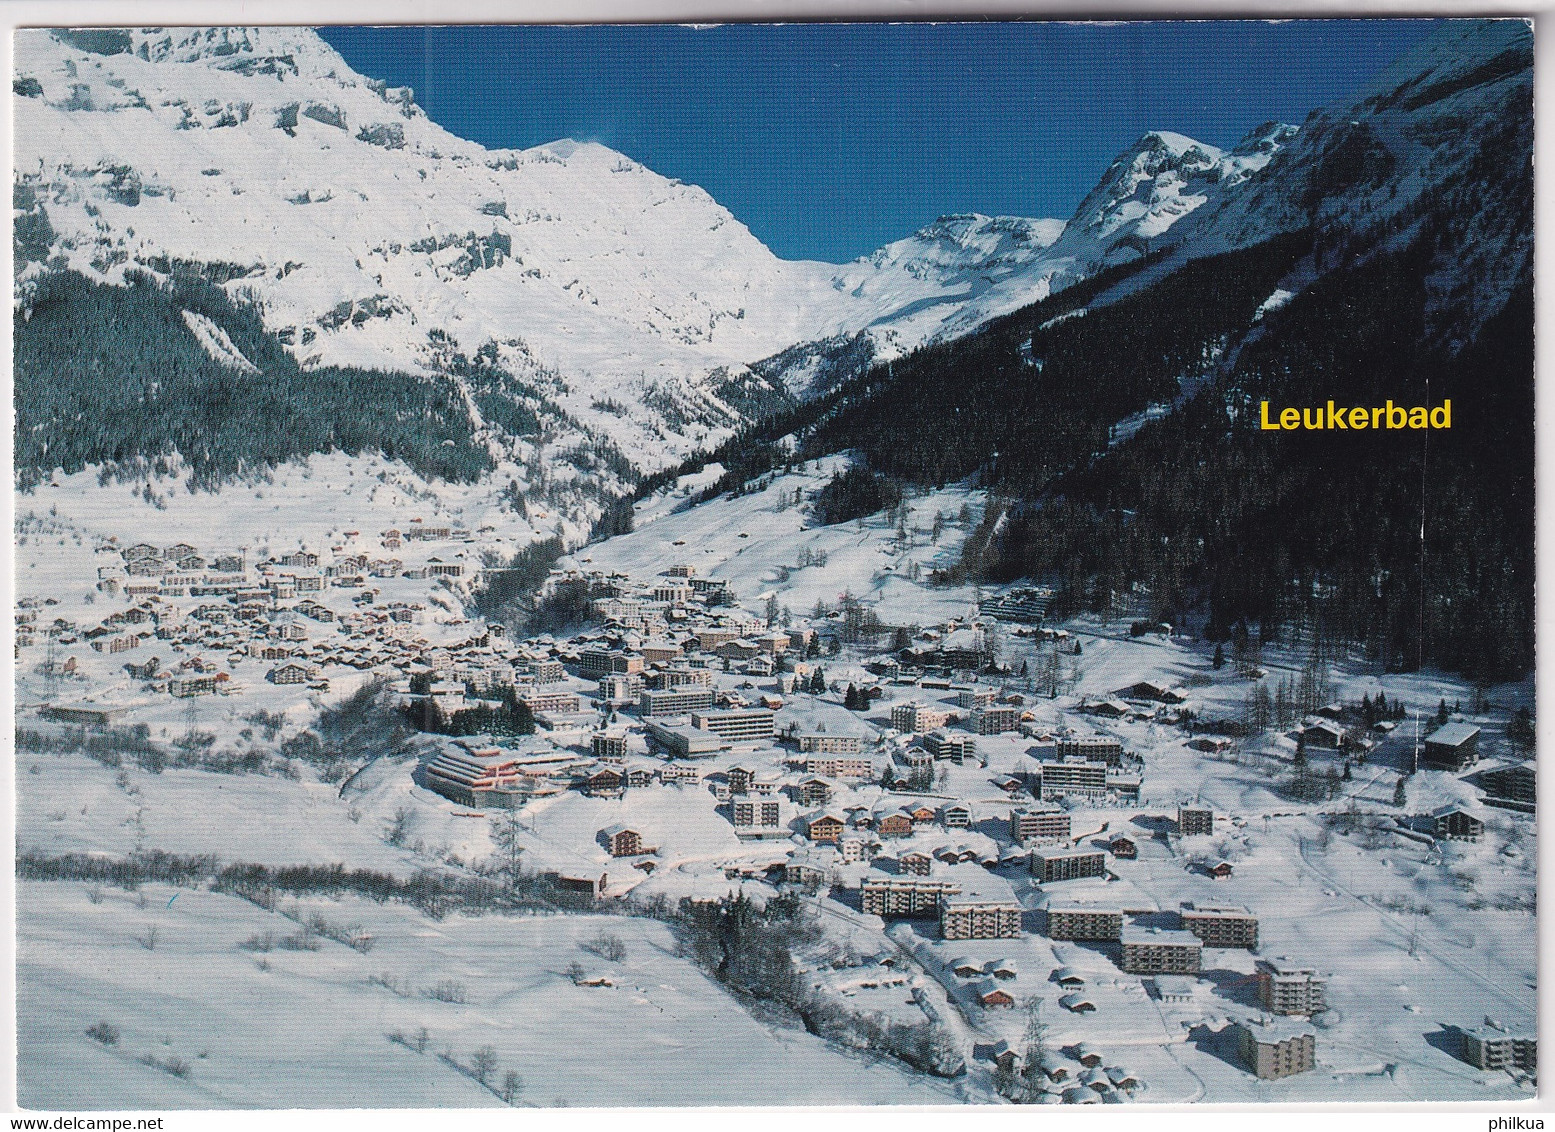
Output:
[[319, 21, 1438, 263]]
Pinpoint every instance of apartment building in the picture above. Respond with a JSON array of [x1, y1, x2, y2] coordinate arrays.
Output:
[[940, 886, 1023, 941], [1120, 928, 1203, 974], [1234, 1021, 1317, 1079], [970, 705, 1018, 735], [1037, 757, 1109, 801], [1055, 736, 1124, 766], [1177, 804, 1214, 837], [517, 688, 581, 715], [732, 796, 783, 836], [1031, 848, 1107, 883], [1255, 959, 1327, 1016], [640, 687, 717, 716], [1045, 903, 1124, 942], [1011, 805, 1070, 843], [891, 701, 951, 734], [591, 731, 628, 762], [1181, 904, 1259, 950], [1460, 1025, 1537, 1071], [955, 685, 996, 710], [691, 708, 776, 744], [577, 647, 644, 678], [924, 730, 977, 761], [798, 732, 865, 755], [860, 874, 961, 918], [806, 754, 874, 779]]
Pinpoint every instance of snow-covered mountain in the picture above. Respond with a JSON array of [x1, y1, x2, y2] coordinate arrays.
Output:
[[1172, 18, 1532, 347], [12, 25, 1300, 469]]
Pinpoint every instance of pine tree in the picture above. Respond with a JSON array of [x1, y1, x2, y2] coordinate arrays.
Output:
[[1212, 644, 1225, 670], [1392, 776, 1408, 807]]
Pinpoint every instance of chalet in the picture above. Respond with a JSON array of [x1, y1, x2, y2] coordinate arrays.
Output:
[[876, 811, 915, 839], [1038, 1051, 1070, 1082], [785, 851, 832, 887], [1422, 722, 1481, 770], [1107, 835, 1138, 859], [1480, 762, 1535, 805], [796, 777, 833, 807], [804, 812, 846, 844], [1204, 860, 1234, 880], [908, 803, 939, 826], [1431, 803, 1486, 842], [895, 850, 931, 876], [624, 766, 656, 789], [950, 958, 984, 978], [992, 774, 1025, 795], [267, 662, 314, 685], [727, 764, 756, 795], [1301, 719, 1347, 750], [1106, 1067, 1140, 1092], [600, 825, 643, 857], [1060, 992, 1097, 1014], [941, 802, 973, 829], [1118, 681, 1186, 703], [975, 981, 1015, 1009], [583, 767, 625, 798]]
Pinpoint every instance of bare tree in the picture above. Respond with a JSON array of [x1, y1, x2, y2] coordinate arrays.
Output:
[[582, 932, 626, 962], [470, 1045, 498, 1085], [500, 1070, 524, 1104], [385, 806, 413, 848], [488, 810, 526, 893]]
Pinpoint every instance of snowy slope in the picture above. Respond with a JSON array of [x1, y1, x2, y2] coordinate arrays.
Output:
[[765, 125, 1298, 392], [1171, 19, 1532, 345], [13, 26, 1299, 462]]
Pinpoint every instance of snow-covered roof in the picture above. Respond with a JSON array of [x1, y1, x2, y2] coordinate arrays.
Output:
[[1425, 722, 1481, 747]]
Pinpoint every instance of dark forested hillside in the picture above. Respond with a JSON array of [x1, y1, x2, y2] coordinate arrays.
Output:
[[14, 270, 494, 490], [990, 223, 1533, 681], [639, 216, 1532, 682], [802, 235, 1311, 495]]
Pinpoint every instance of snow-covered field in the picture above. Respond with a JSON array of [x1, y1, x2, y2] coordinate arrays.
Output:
[[568, 455, 987, 627], [18, 882, 958, 1109]]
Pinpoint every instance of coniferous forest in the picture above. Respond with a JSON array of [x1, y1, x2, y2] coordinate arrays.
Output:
[[13, 269, 494, 490], [641, 218, 1532, 683]]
